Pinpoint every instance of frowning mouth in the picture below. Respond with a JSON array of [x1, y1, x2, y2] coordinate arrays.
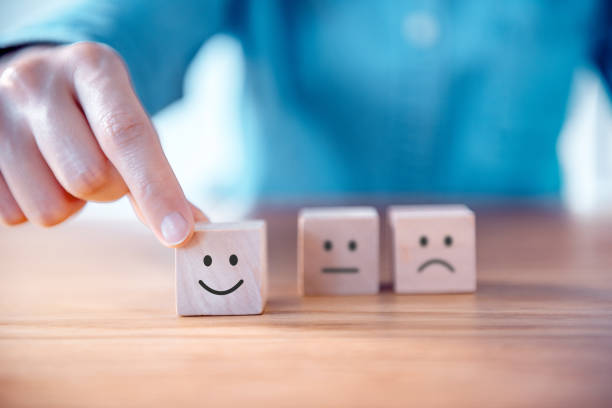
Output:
[[198, 279, 244, 295], [321, 267, 359, 274], [417, 259, 455, 273]]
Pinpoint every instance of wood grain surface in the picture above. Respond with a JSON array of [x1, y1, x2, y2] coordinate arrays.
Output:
[[1, 204, 611, 407]]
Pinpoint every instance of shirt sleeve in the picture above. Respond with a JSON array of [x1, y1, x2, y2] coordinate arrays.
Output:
[[0, 0, 229, 114], [594, 1, 612, 95]]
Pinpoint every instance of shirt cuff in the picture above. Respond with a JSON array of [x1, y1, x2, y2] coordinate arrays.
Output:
[[0, 26, 92, 56]]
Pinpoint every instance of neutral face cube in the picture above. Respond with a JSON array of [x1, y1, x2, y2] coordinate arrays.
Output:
[[388, 205, 476, 294], [175, 221, 267, 315], [298, 207, 379, 295]]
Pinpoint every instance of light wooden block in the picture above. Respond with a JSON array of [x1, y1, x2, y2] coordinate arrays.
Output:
[[175, 221, 267, 316], [298, 207, 379, 295], [388, 205, 476, 294]]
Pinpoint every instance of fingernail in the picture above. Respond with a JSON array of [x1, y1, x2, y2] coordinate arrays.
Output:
[[161, 212, 190, 245]]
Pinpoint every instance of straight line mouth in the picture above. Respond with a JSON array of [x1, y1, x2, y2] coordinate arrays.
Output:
[[322, 267, 359, 274], [418, 259, 455, 273]]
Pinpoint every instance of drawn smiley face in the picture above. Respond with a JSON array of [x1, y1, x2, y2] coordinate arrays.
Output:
[[198, 253, 244, 295], [175, 221, 267, 316]]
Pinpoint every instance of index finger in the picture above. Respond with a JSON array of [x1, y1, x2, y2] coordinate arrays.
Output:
[[66, 43, 195, 246]]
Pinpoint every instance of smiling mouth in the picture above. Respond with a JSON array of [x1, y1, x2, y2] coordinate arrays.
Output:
[[198, 279, 244, 295], [417, 259, 455, 273], [322, 267, 359, 274]]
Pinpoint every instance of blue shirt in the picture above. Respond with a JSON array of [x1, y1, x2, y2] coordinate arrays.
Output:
[[2, 1, 611, 198]]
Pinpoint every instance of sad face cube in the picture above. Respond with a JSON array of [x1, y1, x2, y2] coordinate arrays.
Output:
[[388, 205, 476, 293], [175, 221, 267, 315], [298, 207, 379, 295]]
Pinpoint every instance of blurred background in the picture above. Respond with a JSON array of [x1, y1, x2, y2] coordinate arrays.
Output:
[[1, 0, 611, 223]]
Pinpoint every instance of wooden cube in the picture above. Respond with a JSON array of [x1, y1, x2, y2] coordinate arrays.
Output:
[[175, 221, 267, 316], [298, 207, 379, 295], [388, 205, 476, 294]]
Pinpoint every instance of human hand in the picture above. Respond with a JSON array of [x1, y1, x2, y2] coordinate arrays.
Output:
[[0, 42, 206, 246]]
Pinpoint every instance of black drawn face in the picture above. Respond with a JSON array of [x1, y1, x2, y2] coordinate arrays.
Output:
[[416, 234, 455, 273], [198, 253, 244, 295], [320, 238, 360, 274]]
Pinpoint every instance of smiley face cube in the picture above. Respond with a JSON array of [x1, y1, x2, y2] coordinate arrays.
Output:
[[175, 221, 267, 316], [388, 205, 476, 294], [298, 207, 379, 295]]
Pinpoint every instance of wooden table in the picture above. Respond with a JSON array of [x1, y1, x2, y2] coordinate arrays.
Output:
[[1, 205, 611, 407]]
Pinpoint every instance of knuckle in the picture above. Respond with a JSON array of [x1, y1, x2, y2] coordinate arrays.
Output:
[[0, 209, 26, 226], [70, 42, 123, 77], [0, 120, 30, 162], [139, 176, 162, 202], [98, 110, 147, 153], [63, 160, 110, 198], [0, 55, 51, 96], [31, 204, 71, 227], [71, 42, 116, 62]]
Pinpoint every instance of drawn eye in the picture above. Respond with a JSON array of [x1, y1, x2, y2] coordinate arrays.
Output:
[[324, 240, 333, 251], [229, 254, 238, 266], [420, 236, 428, 247], [203, 255, 212, 266], [444, 236, 453, 247], [348, 240, 357, 251]]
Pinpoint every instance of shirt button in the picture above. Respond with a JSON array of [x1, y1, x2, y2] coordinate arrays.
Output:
[[402, 11, 440, 48]]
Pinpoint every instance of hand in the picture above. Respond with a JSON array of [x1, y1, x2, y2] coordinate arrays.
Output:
[[0, 42, 206, 246]]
